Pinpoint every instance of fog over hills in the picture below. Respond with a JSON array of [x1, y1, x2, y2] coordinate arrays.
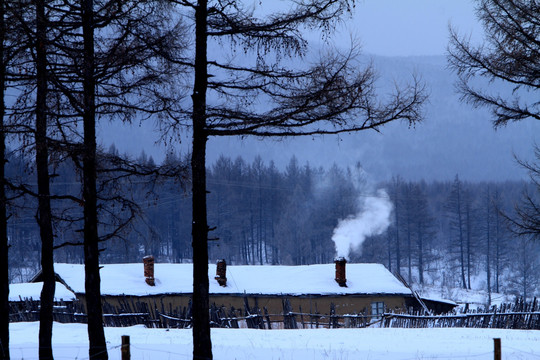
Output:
[[102, 55, 540, 182]]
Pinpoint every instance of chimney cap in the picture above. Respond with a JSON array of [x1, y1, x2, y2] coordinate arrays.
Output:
[[334, 258, 347, 287], [334, 257, 347, 263], [215, 259, 227, 287], [143, 256, 155, 287]]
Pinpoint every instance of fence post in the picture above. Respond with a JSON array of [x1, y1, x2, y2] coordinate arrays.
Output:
[[493, 338, 501, 360], [121, 335, 130, 360]]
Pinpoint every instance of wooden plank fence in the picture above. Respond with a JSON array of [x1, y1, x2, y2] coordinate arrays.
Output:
[[382, 298, 540, 330], [9, 297, 87, 323], [9, 296, 540, 330]]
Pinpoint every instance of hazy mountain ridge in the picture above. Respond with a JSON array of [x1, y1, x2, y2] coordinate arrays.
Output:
[[205, 55, 540, 182], [100, 54, 540, 181]]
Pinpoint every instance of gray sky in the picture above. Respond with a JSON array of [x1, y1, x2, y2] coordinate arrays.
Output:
[[346, 0, 482, 56], [257, 0, 483, 56]]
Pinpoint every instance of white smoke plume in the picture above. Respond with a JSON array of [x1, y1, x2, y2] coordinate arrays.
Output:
[[332, 189, 393, 259]]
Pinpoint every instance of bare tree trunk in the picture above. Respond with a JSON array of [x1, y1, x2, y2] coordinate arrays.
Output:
[[494, 190, 501, 294], [406, 213, 412, 284], [486, 188, 491, 305], [250, 208, 255, 264], [258, 178, 264, 265], [387, 231, 392, 272], [456, 184, 466, 289], [82, 0, 107, 358], [0, 1, 9, 357], [393, 184, 401, 276], [192, 1, 212, 359], [495, 212, 500, 293], [465, 199, 471, 290], [417, 228, 424, 285], [36, 2, 56, 358]]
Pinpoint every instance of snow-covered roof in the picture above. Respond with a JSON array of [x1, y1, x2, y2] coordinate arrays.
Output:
[[51, 262, 412, 297], [9, 282, 76, 302]]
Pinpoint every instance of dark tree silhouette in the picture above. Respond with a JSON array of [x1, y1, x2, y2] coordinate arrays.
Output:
[[390, 176, 403, 276], [506, 146, 540, 239], [0, 0, 8, 358], [484, 186, 493, 305], [34, 1, 56, 358], [6, 0, 185, 358], [446, 175, 468, 289], [448, 0, 540, 126], [166, 1, 427, 358]]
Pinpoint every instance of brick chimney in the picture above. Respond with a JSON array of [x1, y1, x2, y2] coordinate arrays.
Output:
[[215, 259, 227, 287], [334, 257, 347, 287], [143, 255, 155, 286]]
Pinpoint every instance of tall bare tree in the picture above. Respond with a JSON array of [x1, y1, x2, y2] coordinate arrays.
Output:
[[492, 187, 507, 292], [484, 186, 492, 304], [0, 0, 9, 358], [410, 182, 435, 285], [34, 1, 56, 358], [390, 176, 403, 276], [448, 0, 540, 126], [506, 146, 540, 239], [446, 175, 467, 289], [5, 0, 184, 358], [165, 1, 426, 358], [0, 1, 57, 357], [78, 1, 109, 357], [448, 0, 540, 239]]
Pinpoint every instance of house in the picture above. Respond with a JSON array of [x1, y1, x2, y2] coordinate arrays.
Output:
[[29, 258, 454, 322]]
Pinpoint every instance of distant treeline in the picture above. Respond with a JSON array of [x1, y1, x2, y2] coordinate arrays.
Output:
[[7, 150, 539, 297]]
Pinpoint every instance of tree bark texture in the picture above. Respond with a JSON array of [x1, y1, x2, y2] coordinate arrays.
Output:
[[192, 1, 212, 359], [82, 0, 107, 358], [36, 1, 56, 359], [0, 0, 9, 358]]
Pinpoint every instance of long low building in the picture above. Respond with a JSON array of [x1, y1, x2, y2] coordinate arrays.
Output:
[[29, 259, 455, 321]]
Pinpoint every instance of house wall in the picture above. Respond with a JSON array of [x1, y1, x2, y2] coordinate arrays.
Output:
[[76, 293, 411, 319], [213, 294, 409, 316]]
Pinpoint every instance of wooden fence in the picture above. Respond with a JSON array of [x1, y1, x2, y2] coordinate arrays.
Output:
[[382, 298, 540, 330], [9, 296, 540, 330], [9, 297, 87, 323], [158, 299, 376, 329]]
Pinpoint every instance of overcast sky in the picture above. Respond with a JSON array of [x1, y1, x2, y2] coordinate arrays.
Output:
[[334, 0, 482, 56]]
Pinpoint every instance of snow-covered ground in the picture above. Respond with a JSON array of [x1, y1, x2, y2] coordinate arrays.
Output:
[[8, 322, 540, 359]]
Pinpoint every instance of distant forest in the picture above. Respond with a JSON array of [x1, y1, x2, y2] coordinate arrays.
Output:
[[7, 149, 540, 298]]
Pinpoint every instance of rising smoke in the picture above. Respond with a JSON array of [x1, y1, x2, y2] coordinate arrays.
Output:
[[332, 189, 393, 259]]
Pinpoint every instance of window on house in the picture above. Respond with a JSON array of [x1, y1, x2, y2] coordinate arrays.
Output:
[[371, 301, 385, 318]]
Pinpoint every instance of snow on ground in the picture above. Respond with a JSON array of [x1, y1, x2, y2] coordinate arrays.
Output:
[[8, 322, 540, 360]]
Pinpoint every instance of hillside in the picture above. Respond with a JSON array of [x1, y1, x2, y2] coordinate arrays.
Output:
[[204, 55, 540, 182]]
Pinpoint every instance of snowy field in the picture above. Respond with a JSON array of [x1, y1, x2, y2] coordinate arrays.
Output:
[[8, 322, 540, 359]]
